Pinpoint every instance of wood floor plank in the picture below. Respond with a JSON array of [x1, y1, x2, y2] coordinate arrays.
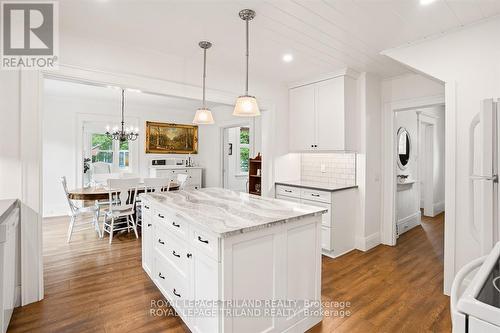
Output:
[[8, 213, 451, 332]]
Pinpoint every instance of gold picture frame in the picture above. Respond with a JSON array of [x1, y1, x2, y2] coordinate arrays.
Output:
[[145, 121, 198, 154]]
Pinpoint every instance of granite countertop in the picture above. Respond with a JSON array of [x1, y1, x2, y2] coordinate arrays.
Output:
[[0, 199, 19, 222], [275, 180, 358, 192], [144, 188, 327, 238]]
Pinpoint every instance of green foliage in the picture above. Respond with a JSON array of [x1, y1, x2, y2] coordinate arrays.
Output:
[[240, 127, 250, 144], [240, 147, 249, 172], [91, 134, 113, 150]]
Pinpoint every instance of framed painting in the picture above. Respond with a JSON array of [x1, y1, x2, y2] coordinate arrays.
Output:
[[145, 121, 198, 154]]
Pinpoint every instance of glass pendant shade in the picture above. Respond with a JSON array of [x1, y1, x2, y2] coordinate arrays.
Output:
[[193, 107, 215, 124], [233, 95, 260, 116]]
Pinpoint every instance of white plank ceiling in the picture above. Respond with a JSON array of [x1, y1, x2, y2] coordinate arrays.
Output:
[[59, 0, 500, 83]]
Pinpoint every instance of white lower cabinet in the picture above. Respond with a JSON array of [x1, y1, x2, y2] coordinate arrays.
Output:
[[142, 198, 322, 333], [275, 184, 357, 258]]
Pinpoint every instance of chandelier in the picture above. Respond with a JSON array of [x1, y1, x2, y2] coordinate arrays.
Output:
[[106, 88, 139, 142]]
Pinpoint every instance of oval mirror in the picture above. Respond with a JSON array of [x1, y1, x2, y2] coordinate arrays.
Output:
[[397, 127, 411, 170]]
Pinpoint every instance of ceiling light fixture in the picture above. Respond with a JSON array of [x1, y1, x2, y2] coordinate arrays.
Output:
[[193, 41, 215, 125], [420, 0, 436, 5], [283, 54, 293, 63], [105, 89, 139, 142], [233, 9, 261, 117]]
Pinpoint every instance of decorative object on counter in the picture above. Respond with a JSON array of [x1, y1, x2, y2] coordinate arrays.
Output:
[[192, 41, 215, 125], [105, 89, 139, 142], [145, 121, 198, 154], [397, 174, 410, 184], [233, 9, 260, 117], [249, 152, 262, 196], [397, 127, 411, 169]]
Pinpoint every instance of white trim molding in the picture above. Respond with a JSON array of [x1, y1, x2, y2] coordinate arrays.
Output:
[[397, 211, 421, 236], [355, 232, 381, 252]]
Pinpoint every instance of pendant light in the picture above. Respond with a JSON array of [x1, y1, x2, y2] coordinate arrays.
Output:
[[193, 41, 215, 125], [233, 9, 261, 117], [105, 89, 139, 142]]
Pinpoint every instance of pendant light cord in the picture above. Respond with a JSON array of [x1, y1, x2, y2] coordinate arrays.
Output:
[[203, 48, 207, 108], [121, 89, 125, 132], [245, 19, 249, 96]]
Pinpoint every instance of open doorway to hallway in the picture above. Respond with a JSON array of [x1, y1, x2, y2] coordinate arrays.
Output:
[[395, 105, 445, 241]]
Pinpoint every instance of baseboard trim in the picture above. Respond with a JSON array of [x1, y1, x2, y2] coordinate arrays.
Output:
[[355, 232, 380, 252], [433, 201, 445, 216], [397, 211, 421, 235], [322, 247, 355, 259]]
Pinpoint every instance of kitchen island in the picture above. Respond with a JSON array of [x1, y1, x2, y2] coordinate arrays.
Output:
[[141, 188, 326, 333]]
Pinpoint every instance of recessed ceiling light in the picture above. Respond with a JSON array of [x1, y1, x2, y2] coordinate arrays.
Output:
[[282, 54, 293, 63], [420, 0, 436, 5]]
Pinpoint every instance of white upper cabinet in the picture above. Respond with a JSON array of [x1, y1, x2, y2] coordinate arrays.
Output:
[[289, 69, 359, 152], [289, 84, 316, 151]]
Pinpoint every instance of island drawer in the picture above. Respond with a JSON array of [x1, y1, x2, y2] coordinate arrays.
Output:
[[154, 255, 189, 304], [191, 227, 219, 261], [155, 226, 190, 279], [275, 185, 300, 198], [155, 211, 188, 240], [301, 188, 331, 203]]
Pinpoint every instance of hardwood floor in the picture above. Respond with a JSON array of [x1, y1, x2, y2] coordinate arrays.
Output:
[[8, 213, 450, 333]]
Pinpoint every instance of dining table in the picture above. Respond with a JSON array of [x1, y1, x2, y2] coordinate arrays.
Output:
[[67, 182, 180, 201]]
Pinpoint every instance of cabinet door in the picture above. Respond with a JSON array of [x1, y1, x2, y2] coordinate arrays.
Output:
[[316, 77, 345, 151], [142, 202, 153, 277], [289, 84, 316, 151], [191, 251, 219, 333]]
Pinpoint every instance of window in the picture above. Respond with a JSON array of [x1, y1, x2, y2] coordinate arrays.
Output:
[[90, 133, 130, 171], [239, 127, 250, 173]]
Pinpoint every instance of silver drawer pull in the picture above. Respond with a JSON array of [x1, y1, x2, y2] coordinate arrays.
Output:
[[173, 289, 181, 297], [172, 250, 180, 258], [284, 190, 292, 193], [158, 272, 165, 279], [158, 214, 165, 218], [144, 205, 150, 209], [311, 193, 320, 197], [172, 221, 180, 228], [158, 239, 165, 245]]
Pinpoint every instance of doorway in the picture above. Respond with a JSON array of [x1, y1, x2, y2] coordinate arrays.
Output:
[[394, 105, 445, 241], [222, 125, 253, 192]]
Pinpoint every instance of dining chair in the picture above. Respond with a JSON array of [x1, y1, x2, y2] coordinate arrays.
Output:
[[92, 173, 119, 186], [136, 177, 171, 227], [177, 173, 189, 190], [92, 162, 111, 174], [61, 176, 101, 242], [102, 178, 140, 244]]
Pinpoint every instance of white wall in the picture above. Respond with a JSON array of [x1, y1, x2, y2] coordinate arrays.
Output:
[[42, 81, 246, 217], [356, 72, 383, 251], [0, 71, 21, 200]]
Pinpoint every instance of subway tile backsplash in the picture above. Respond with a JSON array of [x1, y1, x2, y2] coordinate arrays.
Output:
[[300, 153, 356, 186]]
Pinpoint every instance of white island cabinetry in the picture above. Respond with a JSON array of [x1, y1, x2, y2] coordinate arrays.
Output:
[[141, 188, 326, 333]]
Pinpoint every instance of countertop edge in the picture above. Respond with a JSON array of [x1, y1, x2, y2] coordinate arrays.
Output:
[[142, 194, 327, 238], [0, 199, 19, 223], [275, 182, 358, 192], [217, 210, 327, 238]]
